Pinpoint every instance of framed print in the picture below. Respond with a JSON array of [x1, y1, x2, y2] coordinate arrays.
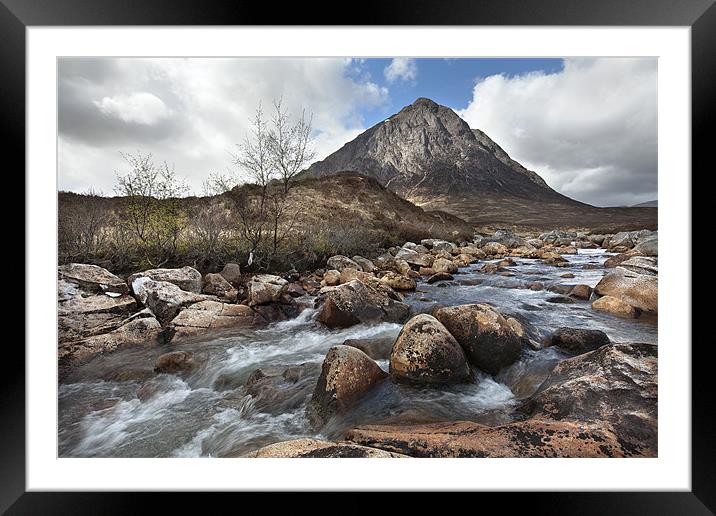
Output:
[[6, 0, 711, 512]]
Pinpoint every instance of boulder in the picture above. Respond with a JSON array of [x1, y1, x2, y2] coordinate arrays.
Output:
[[322, 269, 341, 286], [520, 343, 657, 457], [154, 350, 198, 374], [345, 419, 626, 458], [237, 363, 319, 414], [489, 229, 526, 248], [632, 236, 658, 257], [603, 252, 638, 268], [58, 316, 163, 378], [342, 336, 395, 360], [482, 242, 508, 256], [549, 327, 610, 355], [432, 257, 458, 274], [379, 271, 416, 291], [339, 268, 375, 285], [327, 255, 361, 272], [351, 256, 376, 273], [247, 274, 288, 306], [202, 273, 238, 301], [58, 263, 128, 295], [433, 304, 522, 374], [395, 248, 434, 268], [131, 278, 207, 325], [307, 345, 388, 427], [459, 246, 486, 259], [568, 284, 593, 300], [426, 272, 453, 284], [316, 279, 410, 328], [620, 256, 658, 276], [219, 262, 242, 285], [453, 253, 476, 267], [592, 295, 639, 318], [608, 231, 635, 250], [402, 242, 430, 254], [594, 268, 657, 312], [389, 314, 471, 384], [169, 300, 265, 339], [245, 439, 407, 458], [128, 266, 202, 294]]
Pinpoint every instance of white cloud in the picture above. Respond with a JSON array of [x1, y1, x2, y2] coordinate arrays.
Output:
[[458, 58, 657, 207], [60, 58, 389, 194], [384, 58, 418, 83], [93, 92, 172, 125]]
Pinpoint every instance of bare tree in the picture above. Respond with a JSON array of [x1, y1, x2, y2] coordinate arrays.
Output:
[[114, 151, 189, 267], [268, 97, 315, 193]]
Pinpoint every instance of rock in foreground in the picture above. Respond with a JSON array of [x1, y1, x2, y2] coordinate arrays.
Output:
[[245, 438, 407, 458], [390, 314, 471, 384]]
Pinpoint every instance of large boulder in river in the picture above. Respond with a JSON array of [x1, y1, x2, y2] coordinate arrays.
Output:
[[132, 278, 207, 325], [58, 315, 163, 378], [481, 242, 508, 256], [549, 327, 610, 355], [395, 248, 434, 268], [169, 300, 265, 339], [327, 255, 361, 272], [379, 271, 416, 291], [316, 279, 410, 328], [237, 363, 320, 414], [592, 295, 639, 318], [128, 266, 202, 294], [432, 257, 458, 274], [390, 314, 471, 385], [307, 345, 388, 427], [247, 274, 288, 306], [154, 350, 198, 374], [632, 235, 658, 257], [58, 289, 139, 343], [520, 343, 657, 457], [594, 268, 657, 313], [58, 263, 128, 295], [433, 304, 522, 374]]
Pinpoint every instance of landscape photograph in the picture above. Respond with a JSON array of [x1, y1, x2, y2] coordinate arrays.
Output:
[[57, 57, 658, 458]]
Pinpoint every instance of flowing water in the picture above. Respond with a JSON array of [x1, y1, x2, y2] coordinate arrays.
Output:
[[58, 249, 657, 457]]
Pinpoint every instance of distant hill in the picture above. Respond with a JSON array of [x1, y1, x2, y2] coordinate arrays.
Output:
[[632, 200, 658, 208], [302, 97, 657, 230]]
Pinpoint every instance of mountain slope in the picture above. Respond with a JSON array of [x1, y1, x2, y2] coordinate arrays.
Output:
[[303, 98, 656, 229]]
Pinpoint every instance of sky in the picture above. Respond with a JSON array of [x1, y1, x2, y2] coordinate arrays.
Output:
[[58, 57, 657, 207]]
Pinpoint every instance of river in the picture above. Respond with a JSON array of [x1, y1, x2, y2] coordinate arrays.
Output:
[[58, 248, 657, 457]]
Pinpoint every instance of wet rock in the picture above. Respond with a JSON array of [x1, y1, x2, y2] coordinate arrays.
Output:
[[202, 273, 238, 301], [607, 231, 635, 250], [247, 274, 288, 306], [594, 268, 657, 313], [390, 314, 471, 384], [592, 295, 639, 318], [316, 279, 410, 328], [527, 238, 544, 248], [432, 257, 458, 274], [426, 272, 454, 284], [241, 363, 320, 414], [102, 368, 155, 383], [395, 248, 434, 268], [379, 271, 416, 291], [568, 284, 593, 300], [245, 438, 408, 458], [132, 278, 208, 325], [58, 263, 128, 295], [128, 266, 203, 294], [154, 350, 198, 374], [286, 282, 306, 297], [459, 246, 486, 259], [58, 290, 140, 343], [519, 343, 657, 457], [58, 316, 163, 378], [549, 327, 610, 355], [547, 284, 576, 295], [345, 419, 625, 458], [352, 256, 376, 273], [560, 273, 575, 279], [433, 304, 522, 374], [453, 253, 476, 267], [327, 255, 361, 272], [219, 262, 242, 286], [620, 256, 658, 276], [59, 292, 137, 317], [169, 300, 265, 339], [604, 252, 638, 268], [527, 281, 544, 291], [307, 345, 388, 427], [342, 336, 395, 360], [546, 295, 575, 304], [394, 258, 413, 276]]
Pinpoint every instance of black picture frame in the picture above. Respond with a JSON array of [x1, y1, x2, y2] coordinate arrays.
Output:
[[5, 0, 709, 512]]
